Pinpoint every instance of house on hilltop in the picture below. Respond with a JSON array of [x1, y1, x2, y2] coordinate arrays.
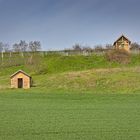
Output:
[[113, 35, 131, 52], [10, 70, 32, 89]]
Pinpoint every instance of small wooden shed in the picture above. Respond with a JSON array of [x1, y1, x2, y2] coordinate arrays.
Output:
[[10, 70, 32, 89], [113, 35, 131, 52]]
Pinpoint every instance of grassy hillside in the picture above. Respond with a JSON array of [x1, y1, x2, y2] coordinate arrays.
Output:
[[1, 53, 140, 74], [41, 53, 140, 73], [0, 53, 140, 93], [35, 67, 140, 94]]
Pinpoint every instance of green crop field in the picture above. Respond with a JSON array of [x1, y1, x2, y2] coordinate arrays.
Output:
[[0, 92, 140, 140]]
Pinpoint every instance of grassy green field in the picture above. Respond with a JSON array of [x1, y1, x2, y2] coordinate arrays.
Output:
[[0, 93, 140, 140]]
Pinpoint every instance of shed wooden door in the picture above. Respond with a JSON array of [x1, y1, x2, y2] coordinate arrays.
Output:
[[18, 78, 23, 88]]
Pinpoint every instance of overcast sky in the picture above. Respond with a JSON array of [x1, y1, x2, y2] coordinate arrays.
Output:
[[0, 0, 140, 50]]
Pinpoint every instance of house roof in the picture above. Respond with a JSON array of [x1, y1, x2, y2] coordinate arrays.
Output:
[[10, 70, 31, 78], [113, 35, 131, 45]]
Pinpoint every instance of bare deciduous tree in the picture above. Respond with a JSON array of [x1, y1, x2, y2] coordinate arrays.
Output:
[[0, 42, 4, 62], [130, 42, 140, 50], [27, 41, 42, 67], [13, 40, 28, 57], [105, 44, 113, 49], [0, 42, 10, 63], [19, 40, 28, 57], [0, 42, 3, 52], [82, 46, 93, 52], [73, 44, 82, 51], [3, 43, 10, 52], [29, 41, 41, 52], [13, 43, 21, 53], [94, 45, 103, 52]]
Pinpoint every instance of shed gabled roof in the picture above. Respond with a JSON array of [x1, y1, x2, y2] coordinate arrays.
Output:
[[113, 35, 131, 45], [10, 70, 31, 78]]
